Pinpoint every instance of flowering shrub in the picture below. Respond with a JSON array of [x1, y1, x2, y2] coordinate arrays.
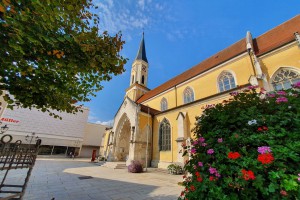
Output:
[[180, 84, 300, 199], [167, 164, 183, 175], [128, 160, 143, 173]]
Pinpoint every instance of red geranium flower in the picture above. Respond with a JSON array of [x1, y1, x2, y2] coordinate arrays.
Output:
[[241, 169, 255, 180], [228, 152, 241, 159], [180, 191, 184, 196], [190, 185, 195, 191], [209, 176, 215, 181], [258, 153, 274, 164], [195, 171, 200, 177], [197, 177, 203, 182]]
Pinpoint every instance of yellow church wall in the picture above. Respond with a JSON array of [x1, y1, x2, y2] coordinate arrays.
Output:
[[143, 54, 254, 112], [151, 93, 231, 165], [149, 42, 300, 167], [142, 89, 177, 111], [259, 43, 300, 86], [152, 113, 177, 162], [176, 53, 254, 106], [138, 113, 152, 131]]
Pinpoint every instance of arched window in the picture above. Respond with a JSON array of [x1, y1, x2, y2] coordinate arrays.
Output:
[[132, 75, 134, 84], [218, 72, 236, 92], [271, 68, 300, 90], [160, 98, 168, 111], [183, 87, 194, 104], [141, 75, 145, 84], [159, 118, 171, 151]]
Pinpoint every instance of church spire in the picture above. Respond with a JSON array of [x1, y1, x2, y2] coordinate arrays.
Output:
[[135, 32, 148, 63]]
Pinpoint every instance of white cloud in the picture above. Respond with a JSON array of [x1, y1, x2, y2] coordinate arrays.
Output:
[[95, 0, 150, 36], [95, 119, 114, 127], [155, 3, 164, 11], [138, 0, 145, 10]]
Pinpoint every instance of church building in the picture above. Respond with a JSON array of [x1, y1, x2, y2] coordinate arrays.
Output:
[[101, 15, 300, 169]]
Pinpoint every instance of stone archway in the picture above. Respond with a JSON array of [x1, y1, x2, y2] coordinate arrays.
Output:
[[114, 114, 131, 161]]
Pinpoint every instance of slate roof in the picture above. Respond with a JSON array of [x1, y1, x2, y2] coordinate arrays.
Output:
[[135, 32, 148, 63], [136, 15, 300, 104]]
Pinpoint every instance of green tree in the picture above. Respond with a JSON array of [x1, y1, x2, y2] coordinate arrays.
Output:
[[0, 0, 127, 118]]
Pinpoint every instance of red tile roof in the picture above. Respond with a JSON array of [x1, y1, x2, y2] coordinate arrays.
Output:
[[137, 15, 300, 104], [254, 15, 300, 56]]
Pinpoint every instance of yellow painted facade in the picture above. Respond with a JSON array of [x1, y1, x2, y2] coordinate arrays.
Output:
[[148, 42, 300, 168], [107, 17, 300, 168]]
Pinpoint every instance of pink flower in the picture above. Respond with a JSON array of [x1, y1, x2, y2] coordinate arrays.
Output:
[[207, 149, 214, 155], [217, 138, 223, 143], [267, 93, 276, 98], [198, 137, 205, 143], [298, 173, 300, 182], [230, 91, 239, 96], [276, 97, 288, 103], [198, 162, 203, 167], [191, 148, 196, 154], [277, 91, 287, 96], [193, 140, 199, 145], [248, 85, 259, 90], [209, 167, 217, 174], [257, 146, 272, 154], [292, 81, 300, 88], [202, 143, 207, 147]]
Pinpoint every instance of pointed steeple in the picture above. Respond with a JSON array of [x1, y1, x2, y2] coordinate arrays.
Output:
[[135, 32, 148, 63]]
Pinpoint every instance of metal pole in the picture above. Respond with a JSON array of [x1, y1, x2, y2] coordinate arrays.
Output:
[[65, 146, 69, 157], [145, 106, 150, 171], [51, 145, 55, 155]]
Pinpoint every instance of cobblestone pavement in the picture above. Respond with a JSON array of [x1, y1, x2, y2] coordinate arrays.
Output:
[[18, 158, 183, 200]]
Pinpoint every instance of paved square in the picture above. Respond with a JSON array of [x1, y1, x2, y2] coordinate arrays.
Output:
[[21, 158, 182, 200]]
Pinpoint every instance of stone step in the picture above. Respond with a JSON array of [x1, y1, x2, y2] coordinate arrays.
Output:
[[101, 162, 127, 169]]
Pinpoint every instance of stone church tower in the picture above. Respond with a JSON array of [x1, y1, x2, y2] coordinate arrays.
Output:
[[126, 33, 150, 101]]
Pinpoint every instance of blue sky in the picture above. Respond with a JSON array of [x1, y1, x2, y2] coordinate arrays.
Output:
[[85, 0, 300, 125]]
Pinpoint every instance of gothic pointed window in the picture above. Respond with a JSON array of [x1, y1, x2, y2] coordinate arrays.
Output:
[[160, 98, 168, 111], [183, 87, 194, 104], [272, 68, 300, 90], [141, 75, 145, 84], [159, 118, 171, 151], [218, 72, 236, 92]]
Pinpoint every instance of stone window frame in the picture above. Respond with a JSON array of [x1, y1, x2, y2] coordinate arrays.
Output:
[[218, 71, 236, 92], [183, 86, 194, 104]]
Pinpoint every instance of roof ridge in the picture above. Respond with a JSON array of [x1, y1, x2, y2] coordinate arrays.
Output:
[[256, 15, 300, 39]]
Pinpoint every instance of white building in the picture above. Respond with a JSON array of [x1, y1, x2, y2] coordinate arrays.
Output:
[[0, 106, 102, 157]]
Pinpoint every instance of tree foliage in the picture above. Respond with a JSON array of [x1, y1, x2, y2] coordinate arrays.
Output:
[[0, 0, 127, 117], [180, 84, 300, 199]]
